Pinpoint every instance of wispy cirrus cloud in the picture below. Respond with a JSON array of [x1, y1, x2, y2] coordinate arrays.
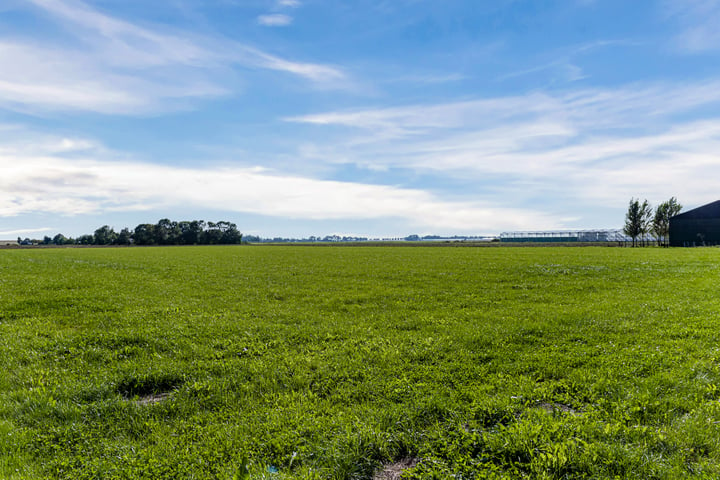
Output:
[[9, 74, 720, 234], [257, 14, 293, 26], [288, 79, 720, 134], [0, 228, 53, 237], [257, 0, 301, 29], [286, 78, 720, 214], [0, 0, 345, 114], [664, 0, 720, 52], [0, 125, 556, 233], [0, 40, 225, 114]]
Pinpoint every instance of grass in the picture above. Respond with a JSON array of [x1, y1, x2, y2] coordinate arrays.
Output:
[[1, 245, 720, 478]]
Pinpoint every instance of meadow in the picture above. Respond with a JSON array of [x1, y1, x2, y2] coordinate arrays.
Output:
[[2, 245, 720, 479]]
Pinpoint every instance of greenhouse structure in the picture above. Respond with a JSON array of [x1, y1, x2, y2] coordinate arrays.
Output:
[[499, 229, 632, 243]]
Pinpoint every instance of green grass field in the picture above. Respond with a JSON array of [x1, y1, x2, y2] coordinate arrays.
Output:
[[2, 245, 720, 479]]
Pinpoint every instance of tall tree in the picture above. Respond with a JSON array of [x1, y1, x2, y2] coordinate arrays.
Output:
[[117, 228, 132, 245], [203, 222, 223, 244], [154, 218, 179, 245], [93, 225, 117, 245], [179, 220, 205, 245], [639, 200, 653, 246], [624, 198, 652, 247], [77, 234, 94, 245], [133, 224, 156, 245], [219, 221, 242, 244], [652, 197, 682, 247], [52, 233, 68, 245]]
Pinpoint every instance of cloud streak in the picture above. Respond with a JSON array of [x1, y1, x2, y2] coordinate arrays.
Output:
[[665, 0, 720, 52], [0, 127, 556, 233], [287, 78, 720, 213], [257, 14, 293, 26], [0, 0, 345, 113], [0, 228, 53, 237], [6, 73, 720, 233]]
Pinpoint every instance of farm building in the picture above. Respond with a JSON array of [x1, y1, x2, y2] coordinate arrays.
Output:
[[669, 200, 720, 247], [0, 240, 19, 247]]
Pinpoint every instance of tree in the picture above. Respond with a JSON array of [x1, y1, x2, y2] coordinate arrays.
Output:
[[639, 200, 653, 246], [652, 197, 682, 247], [218, 221, 242, 244], [77, 234, 94, 245], [52, 233, 68, 245], [203, 222, 223, 244], [133, 224, 156, 245], [93, 225, 117, 245], [117, 228, 132, 245], [179, 220, 205, 245], [63, 218, 244, 247], [624, 198, 652, 247], [154, 218, 176, 245]]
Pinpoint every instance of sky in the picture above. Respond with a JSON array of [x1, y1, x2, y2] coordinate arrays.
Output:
[[2, 0, 720, 239]]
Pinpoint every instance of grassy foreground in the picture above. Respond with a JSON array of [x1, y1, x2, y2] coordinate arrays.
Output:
[[2, 245, 720, 479]]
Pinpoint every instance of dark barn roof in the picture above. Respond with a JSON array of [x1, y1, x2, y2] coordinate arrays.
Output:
[[671, 200, 720, 220], [670, 200, 720, 246]]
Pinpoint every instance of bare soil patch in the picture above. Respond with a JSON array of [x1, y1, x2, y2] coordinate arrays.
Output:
[[133, 392, 171, 406], [373, 458, 419, 480]]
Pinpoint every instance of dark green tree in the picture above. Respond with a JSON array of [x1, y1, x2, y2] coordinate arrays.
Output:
[[203, 222, 223, 244], [154, 218, 180, 245], [52, 234, 68, 245], [133, 224, 156, 245], [93, 225, 117, 245], [652, 197, 682, 247], [639, 200, 653, 246], [179, 220, 205, 245], [77, 234, 94, 245], [624, 198, 652, 247], [117, 228, 132, 245], [218, 221, 242, 244]]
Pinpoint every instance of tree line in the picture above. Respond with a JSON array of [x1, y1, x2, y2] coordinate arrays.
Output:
[[623, 197, 682, 247], [24, 219, 242, 246]]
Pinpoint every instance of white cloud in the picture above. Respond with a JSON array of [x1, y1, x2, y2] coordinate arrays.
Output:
[[498, 40, 634, 83], [278, 0, 301, 7], [0, 0, 345, 113], [665, 0, 720, 52], [288, 79, 720, 136], [286, 79, 720, 213], [257, 14, 293, 26], [0, 41, 225, 114], [6, 74, 720, 233], [252, 50, 345, 82], [0, 127, 557, 233], [0, 228, 53, 237]]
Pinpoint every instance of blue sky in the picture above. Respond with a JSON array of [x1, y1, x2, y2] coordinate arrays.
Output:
[[2, 0, 720, 239]]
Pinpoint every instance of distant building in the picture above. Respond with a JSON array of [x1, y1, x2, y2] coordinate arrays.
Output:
[[499, 229, 630, 243], [669, 200, 720, 247], [0, 240, 19, 247]]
